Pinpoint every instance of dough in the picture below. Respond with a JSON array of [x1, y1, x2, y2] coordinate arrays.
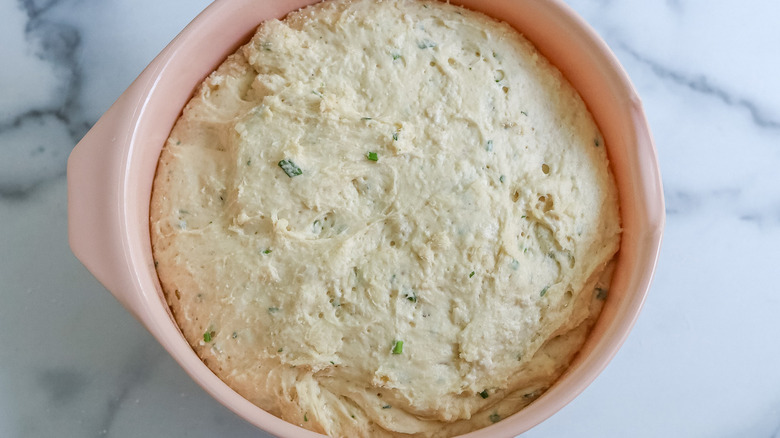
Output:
[[150, 0, 621, 436]]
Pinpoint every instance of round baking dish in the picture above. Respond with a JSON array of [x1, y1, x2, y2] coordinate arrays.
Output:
[[67, 0, 664, 436]]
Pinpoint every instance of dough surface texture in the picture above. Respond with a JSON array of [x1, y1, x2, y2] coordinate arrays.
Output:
[[150, 0, 621, 436]]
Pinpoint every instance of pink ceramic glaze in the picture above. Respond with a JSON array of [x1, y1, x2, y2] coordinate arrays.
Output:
[[67, 0, 664, 436]]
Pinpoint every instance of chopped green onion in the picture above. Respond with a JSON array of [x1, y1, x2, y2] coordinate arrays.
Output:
[[278, 159, 302, 177], [203, 330, 214, 342], [540, 286, 549, 297], [391, 52, 401, 60], [268, 307, 280, 313], [382, 404, 392, 409], [510, 259, 519, 270], [521, 111, 528, 116], [469, 271, 475, 278], [262, 248, 272, 254], [479, 390, 489, 399], [594, 138, 600, 147], [361, 117, 372, 120], [278, 347, 283, 352], [366, 151, 378, 161], [486, 140, 493, 151], [312, 90, 323, 98], [489, 413, 501, 423], [499, 175, 505, 183], [232, 331, 238, 339], [596, 288, 608, 300], [417, 39, 437, 49], [304, 413, 308, 422], [392, 340, 404, 354], [404, 290, 417, 303], [392, 132, 399, 141]]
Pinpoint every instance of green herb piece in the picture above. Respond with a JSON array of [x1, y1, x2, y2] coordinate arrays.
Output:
[[479, 390, 489, 399], [361, 117, 373, 120], [366, 151, 379, 161], [489, 413, 501, 423], [262, 248, 272, 255], [261, 41, 272, 51], [392, 340, 404, 355], [351, 415, 356, 419], [521, 215, 527, 219], [312, 90, 323, 98], [510, 259, 519, 270], [499, 175, 505, 183], [304, 413, 308, 422], [232, 331, 238, 339], [469, 271, 475, 278], [596, 287, 608, 300], [594, 138, 600, 147], [382, 404, 392, 409], [278, 347, 283, 352], [486, 139, 493, 151], [404, 290, 417, 303], [521, 111, 528, 116], [330, 361, 335, 365], [176, 140, 181, 145], [540, 286, 549, 297], [246, 159, 251, 166], [391, 52, 401, 60], [417, 39, 437, 49], [392, 132, 399, 141], [268, 307, 280, 314], [203, 330, 214, 343], [278, 159, 302, 177]]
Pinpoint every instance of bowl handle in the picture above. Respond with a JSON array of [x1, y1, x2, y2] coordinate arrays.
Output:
[[67, 86, 146, 318]]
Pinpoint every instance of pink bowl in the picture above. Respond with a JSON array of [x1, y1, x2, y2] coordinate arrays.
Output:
[[67, 0, 664, 436]]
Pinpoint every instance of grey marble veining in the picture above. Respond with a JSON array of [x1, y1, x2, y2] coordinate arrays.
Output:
[[619, 43, 780, 131], [2, 0, 780, 437], [0, 0, 90, 198]]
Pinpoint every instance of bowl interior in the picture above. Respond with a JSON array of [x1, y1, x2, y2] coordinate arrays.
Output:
[[119, 0, 663, 436]]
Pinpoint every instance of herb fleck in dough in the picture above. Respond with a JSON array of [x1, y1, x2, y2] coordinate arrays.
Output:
[[150, 0, 621, 436]]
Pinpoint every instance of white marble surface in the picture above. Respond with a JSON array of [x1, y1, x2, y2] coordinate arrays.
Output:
[[1, 0, 779, 436]]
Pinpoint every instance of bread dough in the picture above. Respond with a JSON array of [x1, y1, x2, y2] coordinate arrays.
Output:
[[150, 0, 621, 436]]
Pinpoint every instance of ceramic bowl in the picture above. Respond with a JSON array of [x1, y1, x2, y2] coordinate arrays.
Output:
[[67, 0, 664, 436]]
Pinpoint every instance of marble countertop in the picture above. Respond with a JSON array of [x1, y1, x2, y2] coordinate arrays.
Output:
[[2, 0, 779, 437]]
